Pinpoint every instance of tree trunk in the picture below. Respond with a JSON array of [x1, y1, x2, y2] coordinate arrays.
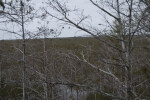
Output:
[[0, 50, 1, 89], [43, 34, 48, 100], [21, 0, 26, 99]]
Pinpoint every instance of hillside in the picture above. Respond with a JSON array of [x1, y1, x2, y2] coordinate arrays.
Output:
[[0, 37, 150, 100]]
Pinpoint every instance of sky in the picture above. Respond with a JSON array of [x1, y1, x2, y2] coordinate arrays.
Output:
[[0, 0, 113, 40]]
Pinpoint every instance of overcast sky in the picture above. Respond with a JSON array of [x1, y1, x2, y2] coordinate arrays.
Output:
[[0, 0, 113, 40]]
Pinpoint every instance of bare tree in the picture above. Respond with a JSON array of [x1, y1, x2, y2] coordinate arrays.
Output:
[[45, 0, 150, 99], [0, 0, 36, 100]]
